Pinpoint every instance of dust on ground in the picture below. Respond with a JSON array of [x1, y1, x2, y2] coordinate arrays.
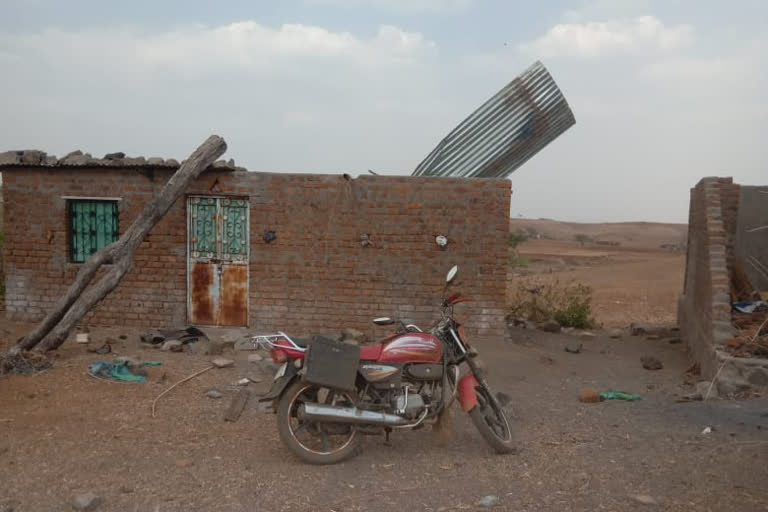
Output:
[[1, 320, 766, 512], [511, 239, 685, 327]]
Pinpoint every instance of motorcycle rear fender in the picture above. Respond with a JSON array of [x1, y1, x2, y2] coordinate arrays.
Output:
[[457, 374, 479, 412], [256, 363, 299, 404]]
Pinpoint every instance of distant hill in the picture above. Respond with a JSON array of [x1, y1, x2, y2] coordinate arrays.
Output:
[[509, 218, 687, 250]]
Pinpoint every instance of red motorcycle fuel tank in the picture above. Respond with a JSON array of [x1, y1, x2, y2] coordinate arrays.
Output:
[[377, 333, 443, 363]]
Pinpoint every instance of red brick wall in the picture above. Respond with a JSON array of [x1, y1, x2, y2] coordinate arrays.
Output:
[[2, 168, 510, 339], [679, 177, 739, 376]]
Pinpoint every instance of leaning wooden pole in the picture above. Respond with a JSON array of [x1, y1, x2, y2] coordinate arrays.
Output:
[[11, 135, 227, 354]]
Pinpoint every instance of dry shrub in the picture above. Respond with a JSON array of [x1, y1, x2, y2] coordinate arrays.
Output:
[[507, 278, 595, 329]]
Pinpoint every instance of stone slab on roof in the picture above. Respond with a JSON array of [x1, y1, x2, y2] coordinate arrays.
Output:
[[0, 149, 245, 172]]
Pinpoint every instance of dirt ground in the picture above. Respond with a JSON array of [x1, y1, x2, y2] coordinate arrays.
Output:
[[1, 320, 767, 512], [512, 240, 686, 327]]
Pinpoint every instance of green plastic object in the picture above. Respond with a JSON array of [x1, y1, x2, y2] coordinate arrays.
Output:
[[599, 390, 642, 401]]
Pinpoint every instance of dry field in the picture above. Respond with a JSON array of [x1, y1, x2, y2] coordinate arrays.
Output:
[[508, 219, 687, 327]]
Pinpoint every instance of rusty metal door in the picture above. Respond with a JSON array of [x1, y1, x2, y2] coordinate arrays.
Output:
[[188, 197, 249, 326]]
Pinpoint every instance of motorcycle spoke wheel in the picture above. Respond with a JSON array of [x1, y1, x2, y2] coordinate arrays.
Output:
[[468, 384, 516, 454], [282, 383, 359, 462]]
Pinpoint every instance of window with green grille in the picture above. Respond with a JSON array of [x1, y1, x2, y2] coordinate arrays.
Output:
[[68, 200, 119, 263]]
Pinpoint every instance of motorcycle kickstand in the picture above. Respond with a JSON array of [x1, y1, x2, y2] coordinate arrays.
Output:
[[384, 427, 392, 446]]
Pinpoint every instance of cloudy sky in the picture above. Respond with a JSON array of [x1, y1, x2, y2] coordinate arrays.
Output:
[[1, 0, 766, 222]]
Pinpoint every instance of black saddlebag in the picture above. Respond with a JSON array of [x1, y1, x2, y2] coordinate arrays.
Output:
[[303, 335, 360, 392]]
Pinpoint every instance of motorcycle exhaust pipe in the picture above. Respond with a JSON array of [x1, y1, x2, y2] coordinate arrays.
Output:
[[297, 403, 409, 426]]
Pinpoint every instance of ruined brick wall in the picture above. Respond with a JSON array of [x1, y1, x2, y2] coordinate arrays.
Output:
[[679, 177, 738, 376], [2, 167, 510, 340]]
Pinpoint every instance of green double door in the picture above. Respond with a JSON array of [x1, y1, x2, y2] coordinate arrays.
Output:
[[187, 197, 249, 326]]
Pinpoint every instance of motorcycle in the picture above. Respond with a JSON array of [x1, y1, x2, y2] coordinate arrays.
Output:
[[251, 265, 515, 464]]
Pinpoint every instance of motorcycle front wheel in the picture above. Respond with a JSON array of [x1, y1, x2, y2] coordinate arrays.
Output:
[[277, 380, 360, 465], [468, 383, 516, 454]]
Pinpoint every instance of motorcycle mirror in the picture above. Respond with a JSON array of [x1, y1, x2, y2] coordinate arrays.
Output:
[[446, 265, 458, 284], [372, 317, 395, 326]]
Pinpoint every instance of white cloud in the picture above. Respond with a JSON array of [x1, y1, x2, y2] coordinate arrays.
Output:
[[521, 15, 693, 58], [303, 0, 473, 13]]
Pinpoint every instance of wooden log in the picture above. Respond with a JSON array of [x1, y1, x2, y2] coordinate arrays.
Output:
[[11, 135, 227, 354], [223, 388, 251, 422]]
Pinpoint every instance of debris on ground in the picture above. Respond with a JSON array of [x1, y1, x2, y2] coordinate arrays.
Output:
[[72, 492, 101, 511], [161, 340, 183, 352], [0, 351, 52, 376], [86, 343, 111, 355], [701, 426, 712, 435], [234, 338, 258, 351], [223, 388, 251, 422], [641, 356, 663, 370], [578, 387, 601, 403], [579, 332, 596, 341], [564, 342, 582, 354], [609, 329, 623, 339], [477, 495, 500, 507], [248, 353, 263, 363], [600, 390, 642, 401], [630, 494, 658, 506], [233, 378, 250, 386], [539, 320, 561, 333], [211, 358, 234, 369], [206, 389, 223, 399], [630, 323, 678, 337], [727, 310, 768, 358], [140, 326, 208, 346], [87, 359, 163, 383]]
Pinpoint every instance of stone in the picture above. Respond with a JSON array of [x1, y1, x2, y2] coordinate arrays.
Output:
[[564, 342, 582, 354], [579, 331, 596, 341], [63, 154, 90, 166], [122, 156, 146, 166], [579, 387, 601, 403], [248, 353, 263, 363], [717, 365, 751, 395], [147, 157, 164, 165], [20, 150, 45, 165], [641, 356, 663, 371], [609, 329, 622, 339], [187, 339, 211, 354], [0, 151, 21, 165], [234, 339, 258, 351], [234, 378, 250, 386], [539, 320, 561, 333], [72, 492, 101, 511], [206, 389, 223, 399], [247, 375, 263, 384], [161, 340, 183, 352], [207, 340, 235, 355], [630, 494, 657, 506], [747, 367, 768, 387], [166, 158, 180, 166], [62, 150, 83, 160], [44, 155, 58, 165], [697, 381, 718, 400], [562, 327, 575, 334], [104, 152, 125, 160], [211, 358, 234, 369], [114, 356, 141, 370], [477, 495, 499, 507]]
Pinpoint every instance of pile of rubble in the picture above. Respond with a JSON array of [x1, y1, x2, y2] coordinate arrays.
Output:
[[727, 308, 768, 358]]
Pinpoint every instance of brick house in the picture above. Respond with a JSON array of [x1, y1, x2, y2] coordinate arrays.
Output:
[[0, 150, 511, 339]]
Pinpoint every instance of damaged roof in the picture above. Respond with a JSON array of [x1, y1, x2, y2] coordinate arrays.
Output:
[[412, 60, 575, 179]]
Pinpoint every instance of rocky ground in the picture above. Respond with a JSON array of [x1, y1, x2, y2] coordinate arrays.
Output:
[[1, 321, 767, 512]]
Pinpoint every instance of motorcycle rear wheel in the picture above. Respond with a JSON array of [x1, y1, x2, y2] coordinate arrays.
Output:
[[468, 384, 516, 454], [277, 380, 360, 465]]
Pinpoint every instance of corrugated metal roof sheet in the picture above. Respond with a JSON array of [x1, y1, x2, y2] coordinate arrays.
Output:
[[412, 61, 575, 179]]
